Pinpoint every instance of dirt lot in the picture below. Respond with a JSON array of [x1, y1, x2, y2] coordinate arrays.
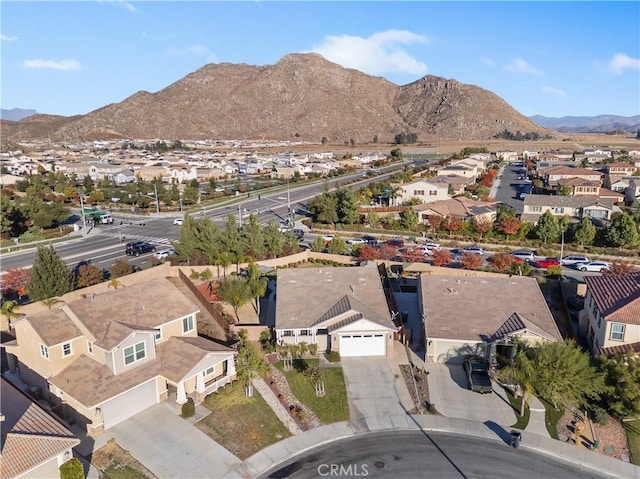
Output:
[[90, 439, 157, 479]]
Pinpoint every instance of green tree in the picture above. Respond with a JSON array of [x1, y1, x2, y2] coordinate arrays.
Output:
[[321, 136, 328, 146], [31, 202, 70, 229], [235, 329, 269, 397], [529, 340, 604, 410], [311, 236, 327, 252], [390, 148, 403, 160], [494, 349, 537, 416], [533, 211, 561, 244], [241, 215, 265, 259], [400, 207, 418, 231], [246, 260, 268, 316], [573, 217, 596, 246], [605, 213, 640, 249], [27, 245, 74, 301], [59, 458, 84, 479], [557, 184, 572, 196], [263, 220, 286, 258], [1, 300, 24, 330], [327, 236, 347, 255], [217, 276, 252, 321], [308, 192, 338, 224], [334, 188, 359, 225], [596, 352, 640, 419]]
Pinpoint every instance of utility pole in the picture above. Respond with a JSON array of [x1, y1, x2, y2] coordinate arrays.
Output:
[[287, 179, 292, 228], [154, 183, 160, 214], [79, 190, 87, 235], [238, 203, 242, 227]]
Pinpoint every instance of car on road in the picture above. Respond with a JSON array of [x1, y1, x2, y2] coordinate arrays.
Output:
[[463, 356, 493, 394], [533, 257, 561, 269], [173, 217, 184, 225], [462, 245, 484, 255], [573, 261, 612, 272], [511, 250, 535, 262], [449, 248, 463, 260], [322, 234, 335, 243], [386, 238, 405, 248], [362, 235, 378, 245], [346, 237, 367, 245], [153, 248, 176, 261], [126, 241, 156, 256], [292, 228, 305, 240], [561, 255, 589, 266]]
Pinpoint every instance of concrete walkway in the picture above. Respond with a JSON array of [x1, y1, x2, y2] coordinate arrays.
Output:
[[252, 377, 302, 435], [527, 395, 551, 438]]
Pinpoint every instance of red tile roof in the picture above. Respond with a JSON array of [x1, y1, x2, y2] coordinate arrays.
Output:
[[585, 272, 640, 325]]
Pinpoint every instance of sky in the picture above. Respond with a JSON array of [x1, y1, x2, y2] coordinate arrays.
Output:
[[2, 1, 639, 119]]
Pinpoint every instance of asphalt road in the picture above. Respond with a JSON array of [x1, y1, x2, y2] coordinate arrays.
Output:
[[492, 162, 533, 213], [259, 431, 608, 479]]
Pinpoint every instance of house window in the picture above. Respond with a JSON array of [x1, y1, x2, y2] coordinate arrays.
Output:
[[299, 329, 310, 336], [182, 315, 194, 333], [554, 207, 564, 214], [610, 324, 625, 341], [283, 330, 293, 337], [429, 190, 438, 196], [123, 342, 146, 366], [413, 190, 425, 196], [39, 343, 49, 359], [155, 328, 162, 341], [87, 341, 93, 355], [202, 366, 215, 377], [531, 206, 542, 212], [62, 342, 72, 357]]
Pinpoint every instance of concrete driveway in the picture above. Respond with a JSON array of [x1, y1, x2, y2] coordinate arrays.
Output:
[[427, 363, 516, 426], [94, 402, 243, 479], [341, 357, 408, 420]]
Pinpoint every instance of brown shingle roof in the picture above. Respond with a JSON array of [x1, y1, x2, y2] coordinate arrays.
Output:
[[1, 378, 79, 479], [420, 275, 562, 343], [65, 278, 199, 349], [599, 341, 640, 356], [275, 263, 393, 330], [49, 337, 234, 407], [26, 308, 82, 347], [585, 272, 640, 324]]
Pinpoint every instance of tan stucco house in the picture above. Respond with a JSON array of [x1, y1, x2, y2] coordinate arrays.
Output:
[[274, 263, 397, 357], [418, 275, 562, 364], [3, 278, 236, 436], [579, 272, 640, 356]]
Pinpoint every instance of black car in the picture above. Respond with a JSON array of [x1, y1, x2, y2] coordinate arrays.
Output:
[[463, 356, 493, 394], [125, 241, 156, 256]]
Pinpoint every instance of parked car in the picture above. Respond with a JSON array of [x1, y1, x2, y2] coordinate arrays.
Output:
[[462, 245, 484, 255], [362, 235, 378, 245], [153, 248, 176, 261], [533, 257, 561, 269], [561, 255, 589, 266], [173, 217, 184, 226], [511, 250, 535, 262], [573, 261, 612, 272], [346, 237, 367, 245], [386, 238, 405, 248], [463, 356, 493, 394], [322, 234, 335, 243], [449, 248, 463, 260], [292, 228, 305, 241], [126, 241, 156, 256]]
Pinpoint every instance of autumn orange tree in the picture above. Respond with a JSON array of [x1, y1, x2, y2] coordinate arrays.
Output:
[[460, 252, 483, 270], [76, 264, 105, 288], [488, 253, 520, 273], [602, 263, 637, 276], [378, 243, 398, 260], [357, 245, 381, 262], [403, 247, 426, 263], [442, 215, 462, 238], [432, 249, 452, 266], [497, 216, 521, 239], [1, 268, 30, 301], [473, 217, 492, 239]]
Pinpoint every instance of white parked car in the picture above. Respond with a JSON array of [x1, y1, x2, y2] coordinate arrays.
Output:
[[153, 249, 176, 261], [322, 234, 335, 243], [462, 246, 484, 255], [173, 217, 184, 225], [511, 250, 535, 262], [346, 237, 367, 245], [561, 255, 589, 265], [573, 261, 611, 272]]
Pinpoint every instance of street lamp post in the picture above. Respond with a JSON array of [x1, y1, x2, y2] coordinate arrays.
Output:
[[179, 192, 183, 213], [153, 183, 159, 214], [79, 190, 87, 235]]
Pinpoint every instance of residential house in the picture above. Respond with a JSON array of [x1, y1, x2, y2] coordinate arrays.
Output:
[[418, 275, 562, 364], [136, 165, 170, 182], [2, 278, 236, 436], [427, 175, 468, 195], [436, 163, 478, 181], [496, 151, 518, 163], [579, 272, 640, 356], [112, 169, 137, 184], [606, 162, 637, 176], [274, 263, 396, 357], [413, 197, 498, 226], [89, 163, 123, 181], [541, 166, 603, 186], [521, 194, 616, 224], [396, 179, 451, 204], [625, 177, 640, 205], [0, 378, 80, 479]]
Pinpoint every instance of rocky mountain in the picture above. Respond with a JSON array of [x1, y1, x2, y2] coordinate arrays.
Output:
[[1, 108, 38, 122], [530, 114, 640, 133], [2, 53, 550, 144]]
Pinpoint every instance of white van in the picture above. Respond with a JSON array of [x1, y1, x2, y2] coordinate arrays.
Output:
[[99, 214, 114, 224]]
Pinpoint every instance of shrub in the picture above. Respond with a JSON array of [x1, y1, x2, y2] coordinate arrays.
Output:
[[589, 405, 609, 425], [181, 397, 195, 418], [326, 351, 341, 362], [189, 269, 200, 280], [308, 343, 318, 356], [59, 458, 84, 479]]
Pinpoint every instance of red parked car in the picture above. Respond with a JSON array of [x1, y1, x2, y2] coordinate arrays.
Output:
[[533, 257, 560, 269]]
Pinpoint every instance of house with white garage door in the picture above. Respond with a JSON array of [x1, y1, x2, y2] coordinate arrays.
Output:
[[275, 263, 397, 357], [3, 278, 236, 437], [418, 275, 562, 364]]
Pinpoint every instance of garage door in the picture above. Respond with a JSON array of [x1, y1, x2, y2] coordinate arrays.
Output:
[[340, 333, 386, 357], [102, 379, 158, 429]]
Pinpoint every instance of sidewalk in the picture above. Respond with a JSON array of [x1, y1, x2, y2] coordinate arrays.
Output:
[[526, 395, 551, 438]]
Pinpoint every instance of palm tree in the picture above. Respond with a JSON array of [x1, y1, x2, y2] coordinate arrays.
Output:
[[107, 278, 124, 290], [42, 297, 64, 309], [214, 252, 234, 277], [494, 349, 537, 416], [1, 300, 24, 330]]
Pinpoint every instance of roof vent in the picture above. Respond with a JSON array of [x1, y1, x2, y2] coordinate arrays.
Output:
[[350, 285, 355, 293]]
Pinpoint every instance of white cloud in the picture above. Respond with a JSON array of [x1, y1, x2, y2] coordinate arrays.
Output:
[[1, 34, 18, 42], [22, 59, 81, 71], [311, 29, 429, 76], [99, 0, 139, 13], [504, 57, 542, 75], [608, 52, 640, 74], [166, 44, 218, 63], [481, 56, 494, 66], [542, 85, 565, 98]]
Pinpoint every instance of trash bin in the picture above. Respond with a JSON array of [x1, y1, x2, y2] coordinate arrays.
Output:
[[510, 430, 521, 448]]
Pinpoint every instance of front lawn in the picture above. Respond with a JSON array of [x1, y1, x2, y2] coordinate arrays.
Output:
[[275, 359, 349, 424], [541, 397, 564, 439], [504, 390, 530, 430], [196, 381, 291, 459], [625, 419, 640, 465]]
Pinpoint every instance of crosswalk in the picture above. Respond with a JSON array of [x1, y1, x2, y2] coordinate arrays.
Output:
[[100, 231, 173, 246]]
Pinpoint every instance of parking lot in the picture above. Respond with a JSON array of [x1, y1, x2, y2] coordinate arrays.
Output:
[[427, 362, 516, 426]]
